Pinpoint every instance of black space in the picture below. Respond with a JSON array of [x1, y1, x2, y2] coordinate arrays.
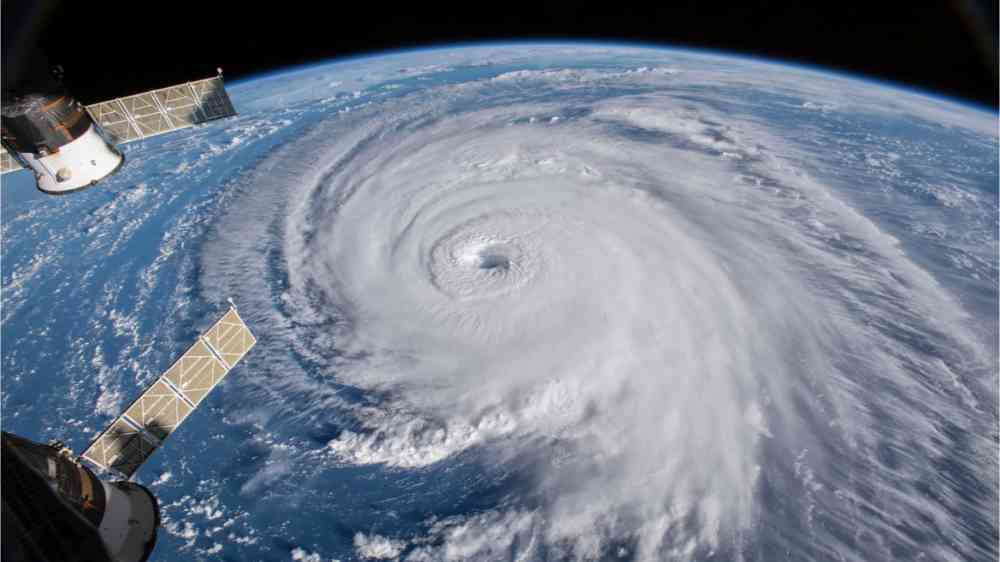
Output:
[[5, 0, 998, 110]]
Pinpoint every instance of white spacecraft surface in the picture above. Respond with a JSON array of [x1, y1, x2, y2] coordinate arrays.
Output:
[[1, 71, 237, 193]]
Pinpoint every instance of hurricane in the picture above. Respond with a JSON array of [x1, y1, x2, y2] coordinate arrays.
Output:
[[3, 45, 996, 561]]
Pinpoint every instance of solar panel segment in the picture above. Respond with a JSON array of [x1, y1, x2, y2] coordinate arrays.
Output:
[[80, 306, 255, 478]]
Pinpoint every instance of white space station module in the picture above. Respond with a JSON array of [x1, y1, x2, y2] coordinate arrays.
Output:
[[1, 69, 237, 193], [4, 306, 257, 562]]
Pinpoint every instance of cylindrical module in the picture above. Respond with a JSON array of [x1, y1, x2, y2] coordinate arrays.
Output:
[[1, 432, 159, 562], [97, 480, 160, 562], [1, 90, 123, 194]]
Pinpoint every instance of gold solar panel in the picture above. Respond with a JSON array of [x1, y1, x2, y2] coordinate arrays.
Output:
[[202, 308, 257, 369], [161, 339, 229, 406], [80, 306, 255, 478], [0, 148, 22, 174], [84, 75, 237, 145], [81, 418, 158, 478], [123, 379, 194, 441], [86, 100, 142, 143]]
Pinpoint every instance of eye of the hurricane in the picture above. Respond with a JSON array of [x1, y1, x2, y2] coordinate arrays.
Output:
[[430, 234, 536, 300], [457, 241, 518, 274], [474, 248, 511, 271]]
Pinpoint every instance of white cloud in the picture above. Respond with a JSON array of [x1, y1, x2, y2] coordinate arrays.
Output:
[[151, 471, 173, 486], [354, 533, 405, 560], [291, 546, 337, 562]]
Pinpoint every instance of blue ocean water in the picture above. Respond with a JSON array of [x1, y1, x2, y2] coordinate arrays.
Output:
[[2, 43, 996, 561]]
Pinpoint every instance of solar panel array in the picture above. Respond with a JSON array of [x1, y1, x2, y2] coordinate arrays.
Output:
[[0, 150, 19, 174], [81, 307, 256, 478], [0, 75, 237, 174]]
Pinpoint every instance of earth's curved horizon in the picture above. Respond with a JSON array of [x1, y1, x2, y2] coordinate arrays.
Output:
[[235, 42, 1000, 116], [2, 42, 997, 562]]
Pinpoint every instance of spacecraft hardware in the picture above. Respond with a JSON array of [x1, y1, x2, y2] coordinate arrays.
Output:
[[3, 306, 257, 562], [1, 69, 237, 193], [2, 3, 250, 560]]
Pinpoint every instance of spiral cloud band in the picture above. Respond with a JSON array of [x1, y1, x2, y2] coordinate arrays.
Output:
[[200, 50, 997, 561]]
